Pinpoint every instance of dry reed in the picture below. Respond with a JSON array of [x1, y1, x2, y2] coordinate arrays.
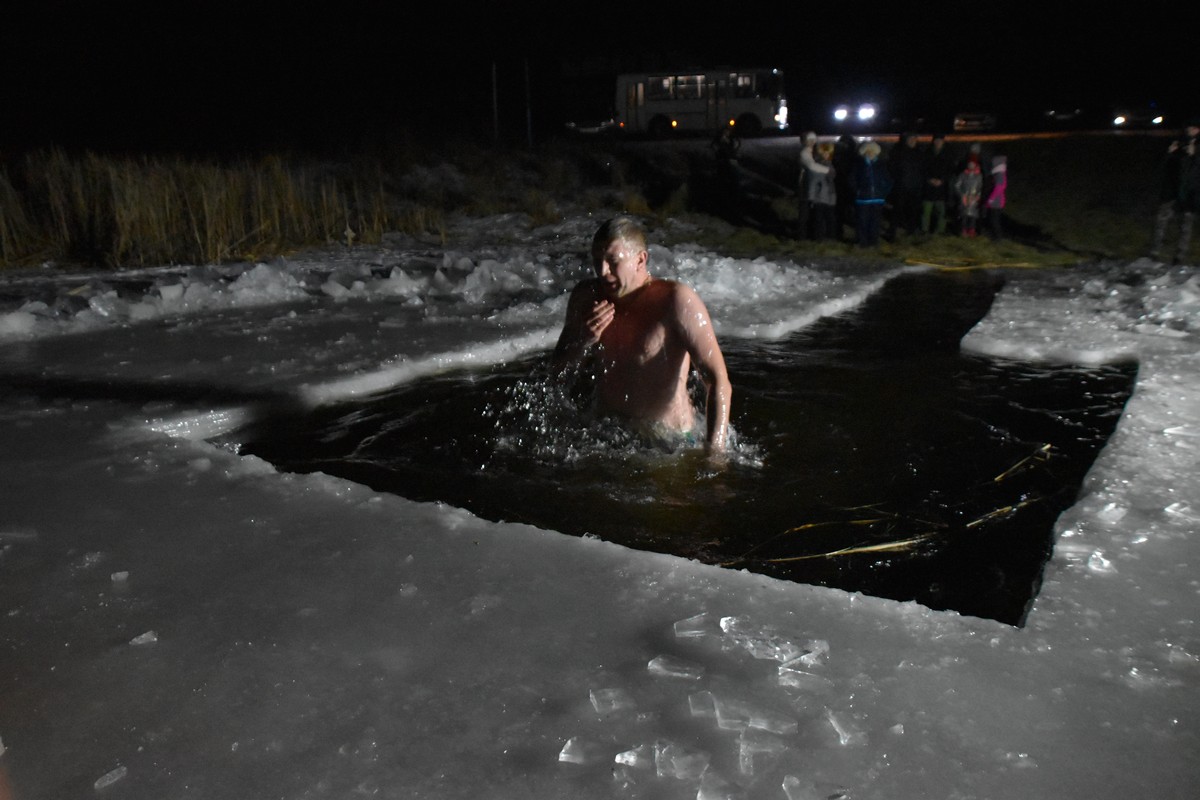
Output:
[[0, 149, 444, 269]]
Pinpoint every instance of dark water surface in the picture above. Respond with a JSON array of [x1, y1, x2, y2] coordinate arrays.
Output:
[[227, 271, 1136, 625]]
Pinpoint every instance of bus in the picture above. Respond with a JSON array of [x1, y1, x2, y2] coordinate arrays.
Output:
[[612, 68, 788, 136]]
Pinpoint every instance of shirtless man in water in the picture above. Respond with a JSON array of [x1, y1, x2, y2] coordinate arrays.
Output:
[[553, 216, 731, 453]]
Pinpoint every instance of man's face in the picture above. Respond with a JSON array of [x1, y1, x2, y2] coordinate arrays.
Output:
[[594, 237, 647, 299]]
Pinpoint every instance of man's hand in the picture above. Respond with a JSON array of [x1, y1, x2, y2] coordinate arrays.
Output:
[[583, 299, 615, 346]]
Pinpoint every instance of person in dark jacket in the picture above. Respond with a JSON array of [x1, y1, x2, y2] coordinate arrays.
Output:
[[854, 140, 892, 246], [1151, 120, 1200, 263], [710, 126, 743, 220], [889, 133, 924, 236], [833, 134, 859, 241], [920, 134, 954, 235]]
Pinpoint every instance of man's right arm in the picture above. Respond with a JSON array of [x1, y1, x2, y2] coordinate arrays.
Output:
[[552, 282, 611, 372]]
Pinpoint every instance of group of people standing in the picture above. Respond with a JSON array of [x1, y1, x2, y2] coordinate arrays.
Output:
[[796, 132, 1008, 246]]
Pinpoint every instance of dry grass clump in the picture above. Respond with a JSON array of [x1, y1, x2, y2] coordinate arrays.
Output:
[[0, 150, 444, 269]]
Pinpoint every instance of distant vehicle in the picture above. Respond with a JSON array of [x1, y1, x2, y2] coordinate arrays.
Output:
[[832, 101, 879, 127], [612, 68, 788, 136], [1043, 106, 1086, 124], [1111, 103, 1166, 128], [564, 118, 617, 136], [821, 99, 928, 133], [953, 111, 998, 132]]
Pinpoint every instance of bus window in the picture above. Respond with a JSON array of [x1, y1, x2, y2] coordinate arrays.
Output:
[[733, 74, 755, 99], [674, 75, 705, 100], [646, 76, 672, 101]]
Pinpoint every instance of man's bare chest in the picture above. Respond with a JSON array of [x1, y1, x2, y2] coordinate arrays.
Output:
[[599, 315, 669, 368]]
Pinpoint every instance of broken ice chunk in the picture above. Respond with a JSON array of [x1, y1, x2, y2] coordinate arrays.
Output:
[[796, 639, 830, 667], [825, 709, 867, 747], [558, 737, 605, 765], [1087, 551, 1115, 573], [673, 612, 713, 638], [1096, 502, 1128, 525], [782, 775, 810, 800], [647, 654, 705, 680], [750, 708, 798, 736], [718, 615, 746, 633], [713, 696, 751, 731], [778, 659, 835, 692], [739, 729, 788, 776], [784, 775, 850, 800], [1163, 425, 1199, 437], [698, 769, 737, 799], [590, 687, 635, 715], [614, 744, 653, 770], [654, 740, 709, 781], [688, 690, 717, 719], [1165, 502, 1200, 522], [719, 616, 807, 662], [94, 765, 128, 790], [558, 738, 585, 764], [714, 696, 797, 734], [129, 631, 158, 646]]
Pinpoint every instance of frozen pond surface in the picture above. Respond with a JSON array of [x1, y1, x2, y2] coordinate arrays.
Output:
[[1, 213, 1199, 799]]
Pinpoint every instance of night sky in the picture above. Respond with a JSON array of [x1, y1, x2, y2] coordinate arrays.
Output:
[[2, 2, 1191, 155]]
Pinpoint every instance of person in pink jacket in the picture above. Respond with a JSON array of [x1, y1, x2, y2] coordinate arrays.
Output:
[[986, 155, 1008, 239]]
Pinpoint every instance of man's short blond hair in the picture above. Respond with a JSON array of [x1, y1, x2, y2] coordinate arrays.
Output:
[[591, 216, 647, 261]]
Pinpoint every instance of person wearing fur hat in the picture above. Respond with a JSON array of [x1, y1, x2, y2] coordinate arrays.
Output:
[[1151, 120, 1200, 263], [986, 155, 1008, 239], [954, 159, 984, 237], [808, 141, 838, 240], [796, 131, 829, 240], [853, 140, 892, 246]]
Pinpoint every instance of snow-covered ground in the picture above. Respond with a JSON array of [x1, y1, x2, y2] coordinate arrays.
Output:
[[1, 212, 1198, 799]]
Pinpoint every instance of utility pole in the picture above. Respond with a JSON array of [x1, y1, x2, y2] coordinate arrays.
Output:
[[524, 59, 533, 150], [492, 62, 500, 143]]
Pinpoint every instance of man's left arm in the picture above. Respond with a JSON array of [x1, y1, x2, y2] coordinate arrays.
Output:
[[673, 285, 731, 452]]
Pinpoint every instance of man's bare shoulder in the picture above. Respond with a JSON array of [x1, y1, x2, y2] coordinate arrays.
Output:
[[650, 279, 707, 312], [643, 278, 694, 303]]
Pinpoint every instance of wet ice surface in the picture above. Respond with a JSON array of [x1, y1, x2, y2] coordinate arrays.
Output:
[[1, 210, 1199, 799], [225, 269, 1135, 625]]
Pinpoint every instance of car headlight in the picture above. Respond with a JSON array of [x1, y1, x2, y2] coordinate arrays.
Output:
[[1113, 115, 1127, 126], [858, 104, 876, 122], [833, 106, 849, 122]]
